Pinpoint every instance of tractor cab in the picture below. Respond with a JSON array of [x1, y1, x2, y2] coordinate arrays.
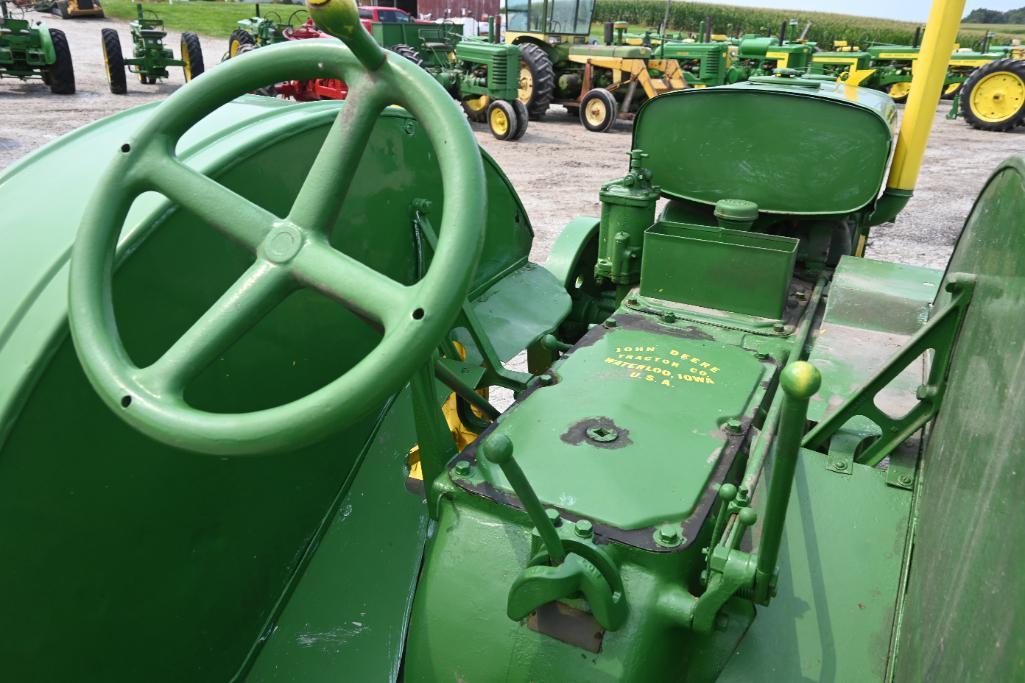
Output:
[[0, 0, 1023, 681]]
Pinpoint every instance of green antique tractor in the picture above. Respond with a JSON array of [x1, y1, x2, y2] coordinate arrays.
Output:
[[226, 4, 307, 59], [0, 0, 1023, 681], [0, 0, 74, 93], [504, 0, 686, 131], [100, 3, 203, 93]]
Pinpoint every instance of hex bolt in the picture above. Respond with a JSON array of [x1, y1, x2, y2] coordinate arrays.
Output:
[[657, 524, 680, 546], [916, 384, 939, 401], [605, 317, 618, 328], [725, 418, 743, 433], [626, 297, 639, 306], [773, 322, 787, 334], [453, 460, 470, 476], [574, 519, 593, 538], [539, 374, 554, 386], [546, 508, 562, 527]]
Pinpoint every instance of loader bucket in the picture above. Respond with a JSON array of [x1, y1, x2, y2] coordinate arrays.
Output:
[[0, 95, 534, 682]]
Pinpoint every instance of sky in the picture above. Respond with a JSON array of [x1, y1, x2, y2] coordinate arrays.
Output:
[[700, 1, 1024, 22]]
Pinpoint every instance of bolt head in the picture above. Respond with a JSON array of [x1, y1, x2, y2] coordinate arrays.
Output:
[[539, 374, 554, 386], [574, 519, 593, 538], [454, 460, 471, 476], [661, 311, 677, 323], [657, 524, 680, 545], [833, 460, 848, 471], [773, 322, 786, 334], [605, 317, 617, 328], [898, 474, 913, 486], [546, 508, 562, 526], [725, 418, 743, 433]]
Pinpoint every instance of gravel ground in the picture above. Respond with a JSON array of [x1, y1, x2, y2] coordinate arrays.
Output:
[[3, 11, 1024, 272]]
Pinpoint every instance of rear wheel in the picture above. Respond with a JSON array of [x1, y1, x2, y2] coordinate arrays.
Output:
[[885, 81, 912, 103], [390, 44, 424, 68], [487, 99, 517, 141], [579, 88, 618, 133], [461, 95, 489, 122], [100, 27, 126, 95], [228, 29, 254, 59], [510, 99, 528, 140], [47, 28, 74, 94], [961, 59, 1025, 131], [517, 42, 554, 120], [181, 32, 205, 82]]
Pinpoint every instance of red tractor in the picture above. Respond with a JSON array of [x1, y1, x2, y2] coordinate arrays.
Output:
[[273, 18, 348, 101]]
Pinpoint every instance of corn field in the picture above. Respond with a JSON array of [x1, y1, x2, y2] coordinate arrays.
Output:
[[593, 1, 1015, 49]]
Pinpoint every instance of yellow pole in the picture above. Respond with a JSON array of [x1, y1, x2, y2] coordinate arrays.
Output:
[[886, 0, 967, 192]]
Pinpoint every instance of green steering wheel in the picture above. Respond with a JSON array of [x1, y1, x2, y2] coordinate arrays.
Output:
[[68, 14, 486, 456]]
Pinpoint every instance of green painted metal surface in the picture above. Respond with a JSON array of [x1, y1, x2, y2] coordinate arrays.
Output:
[[633, 81, 897, 216], [893, 156, 1025, 681], [0, 86, 533, 681]]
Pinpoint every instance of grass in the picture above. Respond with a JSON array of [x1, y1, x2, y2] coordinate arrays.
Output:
[[100, 0, 306, 39]]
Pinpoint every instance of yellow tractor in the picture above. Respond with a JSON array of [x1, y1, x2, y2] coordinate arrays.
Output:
[[40, 0, 104, 19]]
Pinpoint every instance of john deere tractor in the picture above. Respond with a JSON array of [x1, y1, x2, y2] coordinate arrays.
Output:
[[956, 57, 1025, 131], [0, 0, 74, 93], [226, 4, 308, 59], [100, 3, 203, 94], [505, 0, 685, 131], [0, 0, 1023, 681]]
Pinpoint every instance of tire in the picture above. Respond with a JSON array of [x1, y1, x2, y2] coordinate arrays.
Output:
[[961, 59, 1025, 131], [517, 42, 554, 120], [228, 29, 254, 59], [885, 81, 911, 104], [47, 28, 75, 94], [100, 27, 126, 95], [181, 32, 205, 82], [390, 44, 424, 68], [486, 99, 517, 141], [565, 104, 579, 118], [579, 88, 618, 133], [461, 95, 489, 122], [510, 99, 528, 140]]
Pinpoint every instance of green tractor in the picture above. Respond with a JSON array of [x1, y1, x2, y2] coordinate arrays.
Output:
[[226, 4, 307, 59], [0, 0, 1023, 681], [0, 0, 74, 93], [100, 3, 203, 94], [505, 0, 686, 131]]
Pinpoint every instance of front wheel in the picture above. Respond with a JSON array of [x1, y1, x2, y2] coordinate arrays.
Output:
[[227, 29, 254, 59], [579, 88, 618, 133], [47, 28, 75, 94], [101, 28, 127, 94], [181, 32, 205, 82], [510, 99, 528, 140], [487, 99, 518, 141]]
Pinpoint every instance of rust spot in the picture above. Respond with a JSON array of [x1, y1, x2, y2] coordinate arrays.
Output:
[[561, 417, 633, 449]]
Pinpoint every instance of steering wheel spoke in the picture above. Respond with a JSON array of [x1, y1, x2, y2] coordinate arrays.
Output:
[[143, 157, 279, 252], [137, 260, 294, 396], [291, 238, 411, 328], [287, 82, 384, 234]]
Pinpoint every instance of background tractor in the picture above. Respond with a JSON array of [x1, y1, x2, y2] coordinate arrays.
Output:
[[0, 0, 74, 93], [504, 0, 686, 132], [955, 57, 1025, 131], [32, 0, 103, 19], [100, 3, 203, 94], [226, 4, 308, 59], [0, 0, 1022, 681]]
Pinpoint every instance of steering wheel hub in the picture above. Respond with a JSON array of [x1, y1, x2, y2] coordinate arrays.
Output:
[[263, 223, 305, 264]]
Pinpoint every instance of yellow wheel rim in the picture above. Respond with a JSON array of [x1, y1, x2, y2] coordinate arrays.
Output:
[[182, 45, 192, 81], [585, 98, 607, 126], [944, 82, 960, 96], [971, 71, 1025, 123], [229, 39, 241, 58], [888, 81, 912, 100], [517, 65, 533, 105], [489, 107, 509, 136], [103, 47, 111, 82], [464, 95, 489, 114]]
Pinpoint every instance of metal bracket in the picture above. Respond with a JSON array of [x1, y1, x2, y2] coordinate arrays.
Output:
[[414, 208, 529, 391], [804, 274, 975, 467]]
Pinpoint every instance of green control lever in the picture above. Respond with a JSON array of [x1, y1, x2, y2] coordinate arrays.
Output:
[[483, 435, 566, 564], [482, 434, 628, 630]]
